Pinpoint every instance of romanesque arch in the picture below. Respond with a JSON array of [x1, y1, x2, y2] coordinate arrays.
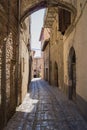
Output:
[[68, 47, 76, 100], [20, 0, 77, 21]]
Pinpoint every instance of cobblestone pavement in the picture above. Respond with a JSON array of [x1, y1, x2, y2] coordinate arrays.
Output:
[[4, 78, 87, 130]]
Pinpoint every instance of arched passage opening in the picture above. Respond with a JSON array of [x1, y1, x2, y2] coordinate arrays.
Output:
[[18, 0, 77, 105], [18, 0, 76, 108], [68, 47, 76, 101], [20, 0, 76, 22], [54, 62, 59, 87]]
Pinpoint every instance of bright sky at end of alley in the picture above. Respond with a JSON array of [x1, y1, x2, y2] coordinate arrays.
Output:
[[31, 9, 45, 57]]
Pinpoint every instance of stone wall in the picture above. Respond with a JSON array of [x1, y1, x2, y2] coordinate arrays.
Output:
[[64, 0, 87, 120], [0, 1, 19, 129], [0, 1, 31, 128], [39, 0, 87, 120], [19, 17, 30, 102]]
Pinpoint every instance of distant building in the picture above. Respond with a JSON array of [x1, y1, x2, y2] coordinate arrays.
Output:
[[32, 55, 44, 79]]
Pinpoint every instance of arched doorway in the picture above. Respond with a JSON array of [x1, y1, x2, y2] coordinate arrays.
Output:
[[68, 47, 76, 100], [54, 62, 59, 87]]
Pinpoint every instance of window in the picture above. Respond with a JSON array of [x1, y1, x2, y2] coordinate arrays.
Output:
[[59, 9, 71, 35]]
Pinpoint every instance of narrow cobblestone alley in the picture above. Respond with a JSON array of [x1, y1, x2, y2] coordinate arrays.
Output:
[[4, 79, 87, 130]]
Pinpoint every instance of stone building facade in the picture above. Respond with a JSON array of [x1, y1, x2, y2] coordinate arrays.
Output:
[[19, 16, 31, 102], [40, 8, 64, 88], [0, 1, 31, 129], [63, 0, 87, 120], [41, 0, 87, 121], [0, 1, 19, 129], [40, 28, 50, 82]]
